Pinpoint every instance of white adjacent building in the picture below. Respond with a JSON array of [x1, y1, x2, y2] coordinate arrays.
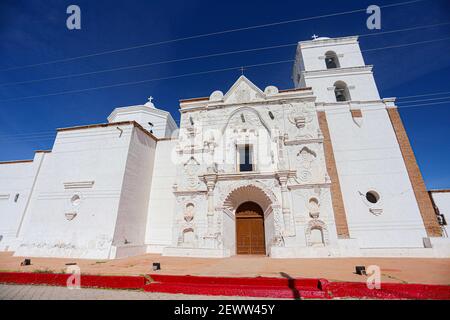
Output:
[[1, 36, 449, 259]]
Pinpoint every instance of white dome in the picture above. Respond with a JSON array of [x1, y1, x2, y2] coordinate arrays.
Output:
[[313, 36, 330, 41]]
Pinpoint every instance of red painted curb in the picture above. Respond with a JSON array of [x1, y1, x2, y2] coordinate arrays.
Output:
[[145, 274, 327, 299], [1, 272, 449, 299], [0, 272, 145, 290], [145, 274, 450, 300], [322, 281, 450, 300], [149, 274, 322, 287]]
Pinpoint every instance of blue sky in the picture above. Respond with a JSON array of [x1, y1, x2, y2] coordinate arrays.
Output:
[[0, 0, 449, 189]]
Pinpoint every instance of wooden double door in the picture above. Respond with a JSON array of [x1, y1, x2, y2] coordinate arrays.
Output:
[[236, 202, 266, 255]]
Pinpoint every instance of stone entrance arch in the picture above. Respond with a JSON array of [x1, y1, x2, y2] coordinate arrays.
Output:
[[219, 181, 281, 256]]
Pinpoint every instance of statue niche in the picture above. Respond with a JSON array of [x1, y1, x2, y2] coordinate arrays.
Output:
[[184, 203, 195, 222], [308, 197, 320, 219]]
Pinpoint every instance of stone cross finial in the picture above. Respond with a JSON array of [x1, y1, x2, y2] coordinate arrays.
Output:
[[312, 34, 319, 40], [145, 96, 155, 108], [240, 66, 245, 75]]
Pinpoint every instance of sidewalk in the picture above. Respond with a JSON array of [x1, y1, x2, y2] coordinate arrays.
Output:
[[0, 284, 261, 300]]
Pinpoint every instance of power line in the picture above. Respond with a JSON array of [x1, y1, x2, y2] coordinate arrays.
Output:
[[0, 43, 297, 87], [397, 100, 450, 108], [1, 94, 449, 141], [362, 36, 450, 53], [396, 95, 450, 104], [0, 0, 426, 72], [396, 90, 450, 100], [0, 60, 294, 103], [358, 21, 450, 38], [2, 36, 449, 103], [2, 21, 449, 87]]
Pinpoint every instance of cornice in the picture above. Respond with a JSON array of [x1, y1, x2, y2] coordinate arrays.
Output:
[[179, 92, 316, 113], [57, 121, 158, 142], [298, 36, 359, 49], [302, 65, 373, 78], [288, 182, 331, 190], [315, 98, 396, 112]]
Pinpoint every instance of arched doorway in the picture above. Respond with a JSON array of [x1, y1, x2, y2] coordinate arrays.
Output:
[[235, 201, 266, 255]]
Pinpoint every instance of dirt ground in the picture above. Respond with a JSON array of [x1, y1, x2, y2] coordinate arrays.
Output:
[[1, 252, 449, 285]]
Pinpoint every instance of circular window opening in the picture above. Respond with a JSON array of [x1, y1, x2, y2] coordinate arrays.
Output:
[[366, 191, 379, 204], [71, 194, 81, 206]]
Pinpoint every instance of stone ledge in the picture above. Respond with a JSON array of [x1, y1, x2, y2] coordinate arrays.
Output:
[[162, 247, 231, 258]]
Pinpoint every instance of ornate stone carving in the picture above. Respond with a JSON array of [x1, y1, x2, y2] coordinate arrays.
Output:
[[287, 103, 313, 129], [298, 147, 317, 169], [183, 157, 201, 190], [235, 84, 251, 103], [224, 77, 264, 104], [65, 212, 77, 221], [297, 170, 312, 182], [219, 180, 278, 212]]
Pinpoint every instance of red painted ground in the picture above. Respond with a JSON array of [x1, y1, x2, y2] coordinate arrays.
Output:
[[1, 272, 449, 300]]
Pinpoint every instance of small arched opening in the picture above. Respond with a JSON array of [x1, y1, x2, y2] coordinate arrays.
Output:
[[334, 81, 351, 102], [325, 51, 340, 69]]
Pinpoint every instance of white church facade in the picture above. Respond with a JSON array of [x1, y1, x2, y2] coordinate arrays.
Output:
[[1, 36, 449, 259]]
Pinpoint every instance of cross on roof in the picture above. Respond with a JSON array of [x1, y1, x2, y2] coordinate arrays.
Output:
[[312, 34, 319, 40], [148, 96, 153, 103], [240, 66, 245, 75]]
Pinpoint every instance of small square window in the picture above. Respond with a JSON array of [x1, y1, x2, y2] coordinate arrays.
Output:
[[238, 144, 254, 172]]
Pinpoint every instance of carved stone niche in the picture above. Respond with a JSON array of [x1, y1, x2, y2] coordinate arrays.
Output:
[[184, 203, 195, 222], [180, 228, 196, 248], [308, 197, 320, 219], [305, 219, 329, 247]]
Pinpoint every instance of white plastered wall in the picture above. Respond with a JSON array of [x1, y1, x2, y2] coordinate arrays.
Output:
[[13, 124, 136, 259], [325, 105, 428, 248], [145, 139, 178, 253], [112, 127, 157, 258], [0, 154, 45, 251], [303, 71, 380, 102]]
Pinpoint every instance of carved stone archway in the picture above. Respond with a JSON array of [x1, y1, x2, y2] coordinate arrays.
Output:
[[219, 181, 283, 255], [305, 219, 330, 246], [220, 181, 278, 214]]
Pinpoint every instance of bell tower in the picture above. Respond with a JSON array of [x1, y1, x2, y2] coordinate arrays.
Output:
[[292, 36, 380, 103]]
